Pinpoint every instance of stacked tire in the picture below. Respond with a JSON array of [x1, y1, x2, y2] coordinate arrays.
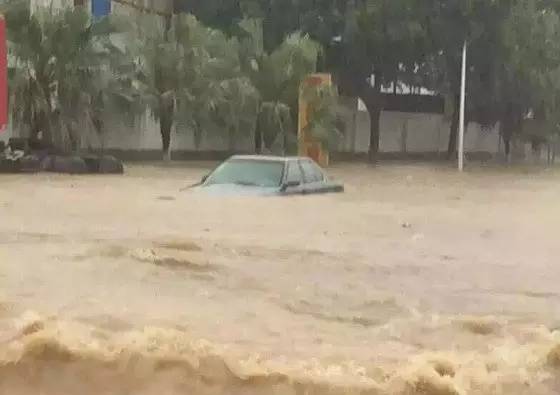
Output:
[[1, 138, 125, 174], [0, 155, 41, 174], [42, 154, 124, 174], [0, 152, 124, 175], [45, 156, 88, 174]]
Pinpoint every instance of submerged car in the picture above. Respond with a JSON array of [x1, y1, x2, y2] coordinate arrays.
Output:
[[191, 155, 344, 196]]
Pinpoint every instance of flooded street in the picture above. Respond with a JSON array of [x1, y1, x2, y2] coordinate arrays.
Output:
[[1, 162, 560, 394]]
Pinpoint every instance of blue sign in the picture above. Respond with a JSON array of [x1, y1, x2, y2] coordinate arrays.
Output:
[[92, 0, 111, 18]]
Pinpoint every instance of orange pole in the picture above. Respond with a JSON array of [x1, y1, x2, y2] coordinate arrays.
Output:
[[297, 74, 331, 166]]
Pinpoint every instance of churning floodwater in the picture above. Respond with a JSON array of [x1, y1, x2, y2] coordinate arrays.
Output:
[[1, 162, 560, 395]]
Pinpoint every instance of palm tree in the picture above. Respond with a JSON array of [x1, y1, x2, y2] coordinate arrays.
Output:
[[115, 14, 251, 159], [190, 24, 260, 152], [237, 19, 324, 153], [5, 1, 119, 152], [213, 76, 259, 152], [111, 14, 182, 160]]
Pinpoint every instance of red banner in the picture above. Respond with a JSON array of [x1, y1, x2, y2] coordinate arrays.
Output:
[[0, 16, 7, 132]]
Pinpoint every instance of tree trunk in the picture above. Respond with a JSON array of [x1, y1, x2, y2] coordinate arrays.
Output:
[[447, 94, 460, 159], [228, 127, 236, 153], [531, 140, 540, 164], [368, 105, 382, 163], [501, 125, 512, 163], [400, 120, 408, 153], [551, 136, 557, 165], [254, 129, 261, 153], [158, 15, 174, 162], [501, 104, 516, 163], [504, 137, 511, 162], [192, 121, 202, 151], [254, 116, 263, 153], [160, 114, 172, 161], [64, 121, 80, 153], [92, 116, 104, 153]]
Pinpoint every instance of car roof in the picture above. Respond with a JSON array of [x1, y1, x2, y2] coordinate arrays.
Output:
[[229, 155, 309, 162]]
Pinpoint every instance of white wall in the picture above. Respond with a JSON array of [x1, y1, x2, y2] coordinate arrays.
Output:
[[345, 105, 502, 154], [0, 99, 503, 156], [86, 112, 255, 152]]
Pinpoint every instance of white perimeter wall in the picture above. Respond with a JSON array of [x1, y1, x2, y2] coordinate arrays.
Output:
[[1, 106, 502, 155], [85, 113, 255, 152], [80, 108, 502, 154], [338, 98, 502, 154]]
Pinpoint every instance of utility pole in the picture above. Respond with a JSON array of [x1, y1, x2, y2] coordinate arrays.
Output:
[[0, 15, 6, 133], [458, 40, 467, 171]]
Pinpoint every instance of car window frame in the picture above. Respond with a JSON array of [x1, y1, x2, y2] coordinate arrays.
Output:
[[299, 159, 324, 184], [310, 160, 325, 182], [284, 160, 304, 185]]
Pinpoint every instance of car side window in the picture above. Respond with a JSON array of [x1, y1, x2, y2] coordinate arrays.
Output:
[[285, 161, 303, 184], [310, 161, 325, 182], [300, 160, 324, 183]]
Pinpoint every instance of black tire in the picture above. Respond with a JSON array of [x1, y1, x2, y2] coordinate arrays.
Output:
[[40, 155, 54, 171], [50, 155, 88, 174], [20, 155, 41, 173], [98, 155, 124, 174], [0, 158, 20, 173], [8, 137, 29, 152], [79, 154, 124, 174], [81, 155, 101, 173]]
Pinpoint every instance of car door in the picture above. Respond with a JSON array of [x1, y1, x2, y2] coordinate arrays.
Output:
[[282, 160, 305, 195]]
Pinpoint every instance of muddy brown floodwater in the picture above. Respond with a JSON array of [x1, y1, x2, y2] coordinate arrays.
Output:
[[1, 162, 560, 395]]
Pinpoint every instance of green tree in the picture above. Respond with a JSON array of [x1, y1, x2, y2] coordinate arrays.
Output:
[[182, 22, 259, 152], [114, 14, 243, 159], [328, 0, 431, 162], [418, 0, 513, 158], [237, 19, 323, 153], [502, 0, 560, 159], [180, 0, 343, 53], [213, 77, 259, 152], [426, 0, 560, 161], [419, 0, 560, 162], [180, 0, 346, 155], [113, 15, 183, 160], [5, 2, 118, 151]]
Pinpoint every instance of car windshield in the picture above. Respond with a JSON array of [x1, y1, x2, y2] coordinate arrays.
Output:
[[205, 159, 284, 187]]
